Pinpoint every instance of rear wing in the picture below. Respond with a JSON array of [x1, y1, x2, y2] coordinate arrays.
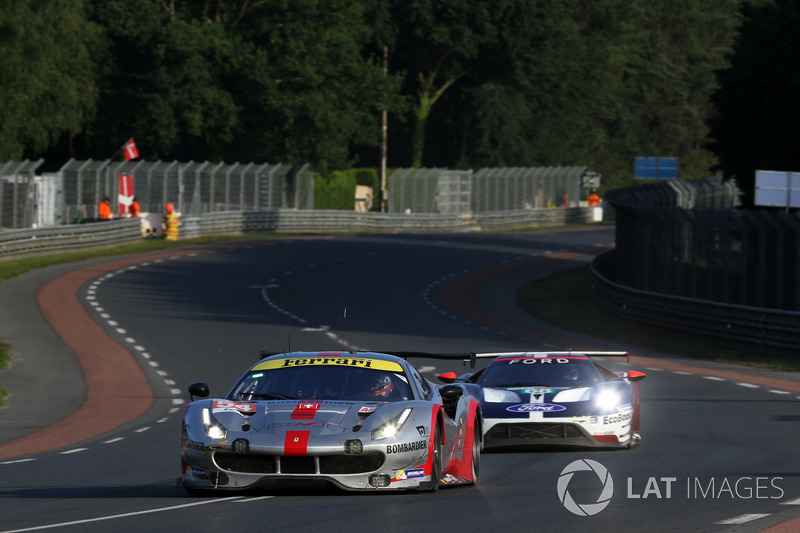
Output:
[[390, 350, 630, 369], [256, 350, 476, 365], [380, 351, 475, 366], [471, 351, 631, 367], [256, 350, 630, 369]]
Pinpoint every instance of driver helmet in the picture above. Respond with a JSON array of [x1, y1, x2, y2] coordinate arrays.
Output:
[[564, 367, 579, 381], [370, 374, 394, 397]]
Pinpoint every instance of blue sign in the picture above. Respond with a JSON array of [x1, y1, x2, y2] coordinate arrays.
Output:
[[635, 157, 678, 179]]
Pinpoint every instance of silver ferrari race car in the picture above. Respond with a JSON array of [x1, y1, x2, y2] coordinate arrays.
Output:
[[438, 351, 645, 449], [181, 351, 482, 492]]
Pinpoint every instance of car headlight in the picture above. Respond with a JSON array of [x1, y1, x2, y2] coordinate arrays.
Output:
[[552, 387, 591, 402], [593, 390, 620, 411], [202, 408, 228, 440], [371, 408, 412, 440], [483, 388, 521, 403]]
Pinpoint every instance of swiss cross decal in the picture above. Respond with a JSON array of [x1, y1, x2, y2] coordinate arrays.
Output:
[[291, 400, 322, 419]]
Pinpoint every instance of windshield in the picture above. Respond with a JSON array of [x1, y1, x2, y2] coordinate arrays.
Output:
[[477, 357, 603, 389], [228, 360, 412, 402]]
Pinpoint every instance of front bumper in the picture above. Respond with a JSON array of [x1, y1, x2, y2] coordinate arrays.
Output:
[[483, 420, 631, 449], [181, 446, 432, 491]]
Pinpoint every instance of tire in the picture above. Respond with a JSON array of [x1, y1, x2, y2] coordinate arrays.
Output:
[[429, 426, 443, 492], [471, 421, 481, 485]]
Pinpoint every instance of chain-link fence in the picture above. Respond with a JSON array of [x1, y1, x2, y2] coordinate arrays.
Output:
[[0, 160, 45, 230], [387, 166, 586, 214], [57, 159, 315, 223], [4, 160, 590, 228], [604, 177, 800, 312], [610, 175, 741, 209]]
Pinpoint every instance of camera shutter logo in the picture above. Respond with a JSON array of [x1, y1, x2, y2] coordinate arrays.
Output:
[[557, 459, 614, 516]]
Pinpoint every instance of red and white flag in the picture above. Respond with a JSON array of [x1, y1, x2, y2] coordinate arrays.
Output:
[[122, 138, 139, 161]]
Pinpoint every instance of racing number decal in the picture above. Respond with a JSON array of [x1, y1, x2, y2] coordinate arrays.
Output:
[[212, 400, 256, 413]]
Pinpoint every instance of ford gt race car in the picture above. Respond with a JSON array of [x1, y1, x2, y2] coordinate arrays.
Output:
[[181, 351, 482, 493], [438, 351, 645, 450]]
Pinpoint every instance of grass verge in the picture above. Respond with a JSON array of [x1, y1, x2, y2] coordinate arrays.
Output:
[[516, 265, 800, 373], [0, 234, 265, 284]]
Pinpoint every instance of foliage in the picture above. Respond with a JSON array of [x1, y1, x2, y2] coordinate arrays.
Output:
[[313, 169, 381, 210], [40, 0, 401, 169], [0, 339, 8, 370], [3, 0, 790, 200], [314, 171, 358, 210], [0, 0, 100, 161]]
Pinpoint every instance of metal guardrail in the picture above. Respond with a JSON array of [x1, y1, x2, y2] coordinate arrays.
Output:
[[607, 176, 800, 313], [594, 177, 800, 356], [0, 218, 142, 259], [178, 207, 601, 237], [0, 207, 601, 259], [591, 250, 800, 356]]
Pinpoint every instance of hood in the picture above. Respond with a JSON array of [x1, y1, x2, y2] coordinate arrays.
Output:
[[205, 398, 389, 437]]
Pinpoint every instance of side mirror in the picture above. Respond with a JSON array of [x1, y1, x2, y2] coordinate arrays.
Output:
[[440, 384, 464, 401], [188, 382, 210, 401], [438, 372, 457, 384], [625, 371, 646, 382]]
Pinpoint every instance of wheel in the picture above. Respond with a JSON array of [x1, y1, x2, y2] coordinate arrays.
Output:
[[471, 421, 481, 485], [429, 426, 443, 491]]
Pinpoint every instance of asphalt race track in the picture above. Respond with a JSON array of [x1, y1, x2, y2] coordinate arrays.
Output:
[[1, 228, 800, 533]]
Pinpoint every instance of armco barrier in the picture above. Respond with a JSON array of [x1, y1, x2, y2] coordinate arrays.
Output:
[[177, 207, 600, 237], [0, 218, 142, 259], [591, 250, 800, 356], [0, 207, 602, 259]]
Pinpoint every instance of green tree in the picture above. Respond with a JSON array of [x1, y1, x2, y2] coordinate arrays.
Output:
[[82, 0, 400, 169], [87, 0, 241, 161], [374, 0, 741, 184], [0, 0, 752, 188], [0, 1, 100, 161], [376, 0, 560, 168], [228, 0, 403, 170], [539, 0, 741, 188], [608, 0, 741, 179], [463, 2, 600, 169]]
